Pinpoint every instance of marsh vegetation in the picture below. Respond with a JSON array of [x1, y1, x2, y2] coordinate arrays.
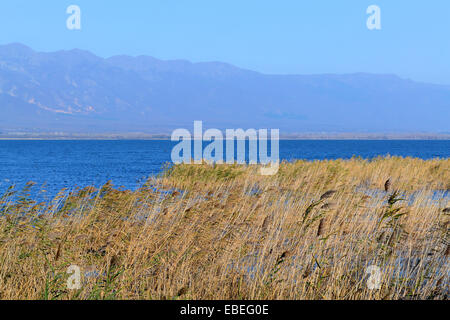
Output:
[[0, 157, 448, 300]]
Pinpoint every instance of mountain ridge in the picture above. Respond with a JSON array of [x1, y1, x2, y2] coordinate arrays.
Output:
[[1, 43, 449, 134]]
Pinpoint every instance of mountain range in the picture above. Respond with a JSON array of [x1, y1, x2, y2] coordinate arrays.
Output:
[[1, 43, 449, 134]]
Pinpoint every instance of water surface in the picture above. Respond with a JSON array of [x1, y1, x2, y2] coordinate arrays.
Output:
[[0, 140, 448, 196]]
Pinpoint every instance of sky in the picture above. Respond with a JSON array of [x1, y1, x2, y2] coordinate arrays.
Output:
[[0, 0, 449, 84]]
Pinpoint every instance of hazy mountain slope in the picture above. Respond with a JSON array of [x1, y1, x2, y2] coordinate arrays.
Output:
[[0, 43, 449, 133]]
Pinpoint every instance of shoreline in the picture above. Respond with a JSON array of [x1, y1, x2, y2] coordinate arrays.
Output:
[[1, 135, 450, 141]]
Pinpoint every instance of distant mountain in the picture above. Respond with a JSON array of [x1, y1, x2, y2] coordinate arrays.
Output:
[[1, 43, 449, 133]]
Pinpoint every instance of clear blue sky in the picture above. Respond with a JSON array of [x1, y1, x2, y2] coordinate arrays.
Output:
[[1, 0, 449, 84]]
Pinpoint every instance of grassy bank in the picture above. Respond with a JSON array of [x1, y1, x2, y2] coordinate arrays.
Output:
[[0, 157, 448, 299]]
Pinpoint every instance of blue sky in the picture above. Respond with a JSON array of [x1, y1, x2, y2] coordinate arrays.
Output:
[[1, 0, 449, 84]]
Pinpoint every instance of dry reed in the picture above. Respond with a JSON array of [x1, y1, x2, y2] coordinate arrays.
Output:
[[0, 156, 448, 300]]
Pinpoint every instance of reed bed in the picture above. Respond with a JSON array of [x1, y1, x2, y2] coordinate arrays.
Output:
[[0, 156, 448, 300]]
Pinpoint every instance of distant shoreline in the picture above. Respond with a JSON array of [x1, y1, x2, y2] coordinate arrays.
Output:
[[0, 133, 450, 141]]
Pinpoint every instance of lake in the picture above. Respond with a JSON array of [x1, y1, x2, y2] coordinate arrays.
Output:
[[0, 140, 449, 196]]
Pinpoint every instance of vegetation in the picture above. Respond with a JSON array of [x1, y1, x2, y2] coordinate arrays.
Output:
[[0, 157, 448, 300]]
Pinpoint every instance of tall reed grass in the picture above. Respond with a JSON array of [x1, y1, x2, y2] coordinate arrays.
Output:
[[0, 157, 448, 300]]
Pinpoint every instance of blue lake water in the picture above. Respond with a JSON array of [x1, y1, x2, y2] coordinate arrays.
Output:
[[0, 140, 449, 197]]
